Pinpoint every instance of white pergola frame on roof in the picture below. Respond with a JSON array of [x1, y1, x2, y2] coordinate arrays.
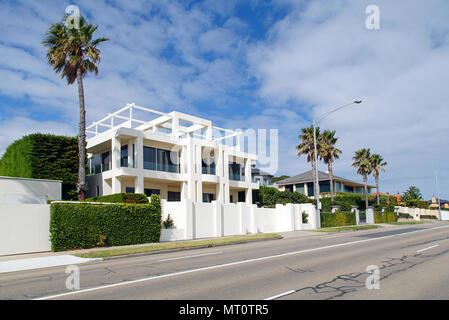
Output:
[[86, 103, 242, 144]]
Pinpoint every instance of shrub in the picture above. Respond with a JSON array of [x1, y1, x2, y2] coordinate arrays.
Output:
[[163, 214, 175, 228], [50, 194, 161, 251], [405, 199, 429, 209], [374, 212, 398, 223], [398, 213, 412, 219], [321, 210, 356, 228], [258, 186, 310, 207], [85, 193, 149, 204], [0, 133, 78, 200], [420, 215, 437, 220], [302, 211, 308, 224]]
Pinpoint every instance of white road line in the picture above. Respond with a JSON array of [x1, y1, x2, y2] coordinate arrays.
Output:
[[417, 244, 439, 253], [33, 224, 449, 300], [264, 290, 295, 300], [158, 252, 222, 262]]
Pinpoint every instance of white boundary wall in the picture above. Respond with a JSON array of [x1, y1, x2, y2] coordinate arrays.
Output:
[[160, 200, 319, 241], [0, 204, 51, 256], [396, 206, 441, 220]]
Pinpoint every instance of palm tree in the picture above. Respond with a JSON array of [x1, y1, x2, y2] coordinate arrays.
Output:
[[42, 15, 109, 200], [352, 148, 373, 210], [370, 153, 387, 205], [319, 130, 341, 202], [296, 125, 321, 199]]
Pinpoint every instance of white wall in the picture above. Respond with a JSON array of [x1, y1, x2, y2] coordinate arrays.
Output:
[[223, 203, 241, 236], [0, 176, 61, 204], [0, 204, 51, 256]]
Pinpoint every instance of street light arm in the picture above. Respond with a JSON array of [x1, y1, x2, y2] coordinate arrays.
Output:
[[315, 100, 362, 123]]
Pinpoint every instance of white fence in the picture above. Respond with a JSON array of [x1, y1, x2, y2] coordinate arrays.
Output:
[[160, 200, 319, 241], [0, 204, 51, 256], [396, 206, 441, 220]]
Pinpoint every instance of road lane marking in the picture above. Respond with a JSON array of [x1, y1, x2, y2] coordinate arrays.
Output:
[[34, 224, 449, 300], [417, 244, 439, 253], [264, 290, 295, 300], [158, 252, 222, 262]]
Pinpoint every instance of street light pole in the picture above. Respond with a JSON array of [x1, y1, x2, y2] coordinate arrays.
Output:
[[313, 100, 362, 216]]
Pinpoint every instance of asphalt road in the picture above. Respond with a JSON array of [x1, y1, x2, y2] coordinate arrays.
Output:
[[1, 222, 449, 300]]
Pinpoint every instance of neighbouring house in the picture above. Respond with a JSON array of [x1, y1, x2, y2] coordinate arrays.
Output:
[[429, 197, 449, 209], [86, 103, 259, 204], [276, 170, 375, 198], [251, 165, 273, 186]]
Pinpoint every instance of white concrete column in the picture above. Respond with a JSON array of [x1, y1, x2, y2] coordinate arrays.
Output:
[[249, 205, 257, 234], [135, 175, 144, 194], [310, 204, 321, 229], [245, 188, 253, 205], [135, 135, 143, 170], [294, 204, 303, 230], [304, 183, 309, 197], [184, 199, 194, 240], [213, 200, 223, 237], [245, 158, 251, 183], [237, 202, 245, 235], [112, 176, 121, 194], [111, 135, 121, 170], [366, 207, 375, 224]]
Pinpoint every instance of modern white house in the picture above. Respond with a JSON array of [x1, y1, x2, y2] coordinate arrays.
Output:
[[85, 103, 259, 205]]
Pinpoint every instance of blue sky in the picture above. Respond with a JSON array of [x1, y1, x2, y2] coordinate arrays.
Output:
[[0, 0, 448, 199]]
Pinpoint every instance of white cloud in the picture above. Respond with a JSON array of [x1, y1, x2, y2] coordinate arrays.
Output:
[[247, 0, 449, 198]]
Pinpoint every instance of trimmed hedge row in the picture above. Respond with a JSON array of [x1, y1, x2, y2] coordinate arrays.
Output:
[[420, 215, 438, 220], [256, 186, 311, 207], [321, 210, 356, 228], [404, 199, 429, 209], [374, 212, 398, 223], [85, 193, 149, 204], [50, 194, 161, 251], [0, 133, 79, 200]]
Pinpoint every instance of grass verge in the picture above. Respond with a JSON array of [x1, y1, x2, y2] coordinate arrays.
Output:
[[388, 221, 432, 225], [75, 233, 282, 259], [312, 225, 382, 232]]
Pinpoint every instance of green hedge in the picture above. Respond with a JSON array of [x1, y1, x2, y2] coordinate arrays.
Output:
[[420, 215, 437, 220], [321, 210, 356, 228], [50, 194, 161, 251], [0, 133, 78, 200], [256, 186, 310, 207], [405, 199, 429, 209], [320, 193, 376, 211], [85, 193, 149, 204], [398, 213, 412, 219], [374, 212, 398, 223]]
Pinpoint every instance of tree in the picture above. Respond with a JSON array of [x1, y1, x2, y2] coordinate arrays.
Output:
[[271, 175, 290, 184], [402, 186, 423, 202], [352, 148, 373, 209], [319, 130, 341, 201], [296, 125, 321, 199], [42, 15, 109, 200], [370, 153, 387, 205]]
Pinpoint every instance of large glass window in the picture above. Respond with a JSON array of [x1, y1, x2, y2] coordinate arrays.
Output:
[[307, 182, 314, 197], [125, 187, 135, 193], [144, 188, 160, 197], [143, 146, 179, 173], [229, 162, 242, 181], [168, 191, 181, 201], [101, 151, 110, 171], [319, 180, 331, 193], [295, 183, 305, 194], [202, 158, 216, 175], [202, 193, 215, 203], [121, 145, 128, 167]]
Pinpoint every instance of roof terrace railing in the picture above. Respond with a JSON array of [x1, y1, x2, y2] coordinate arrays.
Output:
[[86, 103, 242, 147]]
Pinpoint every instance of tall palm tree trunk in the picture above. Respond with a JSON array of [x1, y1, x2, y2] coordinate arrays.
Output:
[[375, 175, 380, 205], [77, 68, 87, 200], [363, 174, 369, 210], [328, 161, 334, 201]]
